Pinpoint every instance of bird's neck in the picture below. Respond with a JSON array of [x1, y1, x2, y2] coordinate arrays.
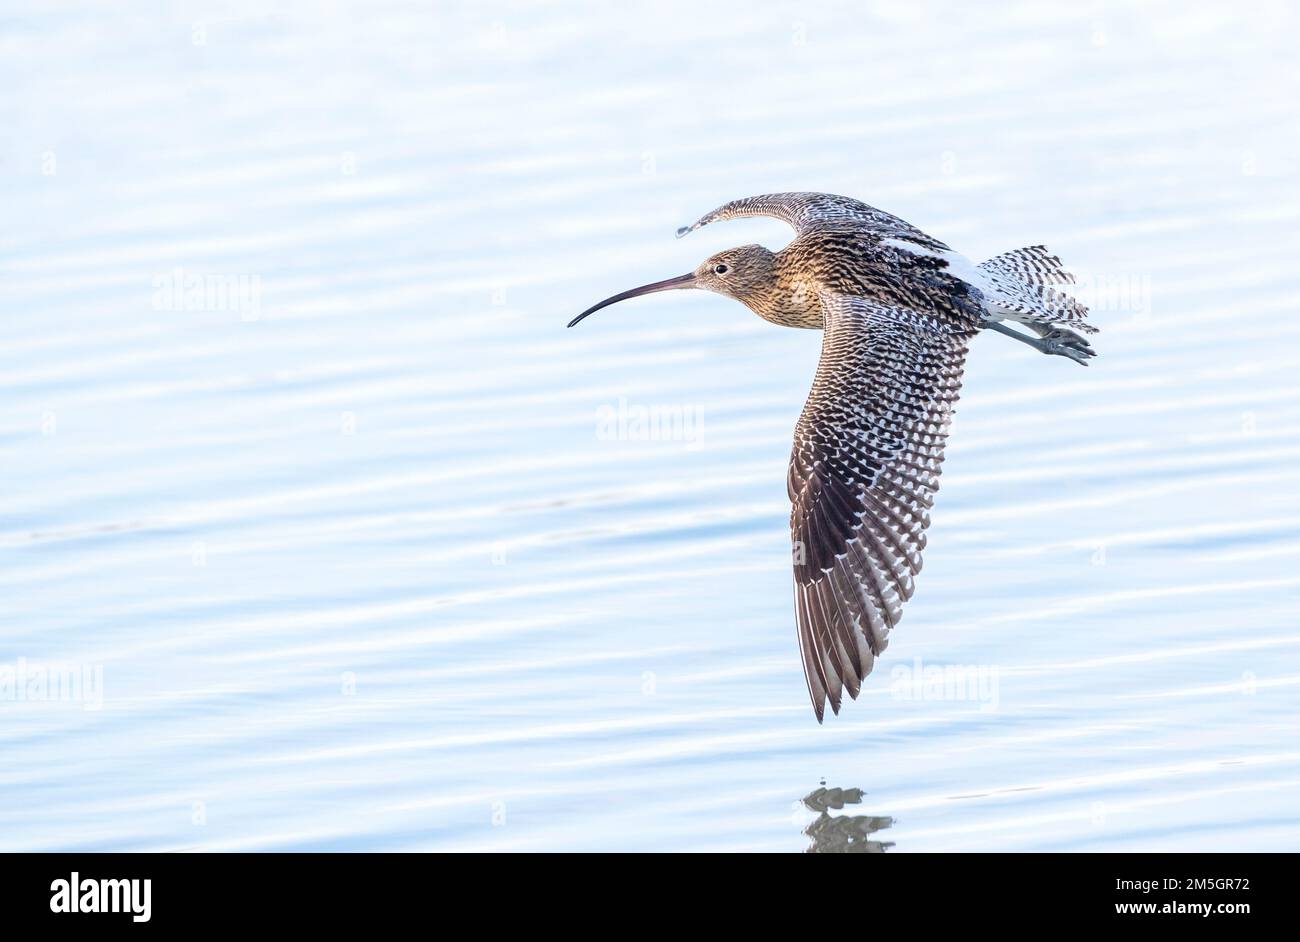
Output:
[[741, 256, 823, 329]]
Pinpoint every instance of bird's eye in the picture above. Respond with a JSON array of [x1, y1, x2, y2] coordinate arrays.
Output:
[[714, 264, 729, 275]]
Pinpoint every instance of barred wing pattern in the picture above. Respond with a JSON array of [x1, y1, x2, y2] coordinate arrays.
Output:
[[789, 293, 973, 721], [678, 192, 946, 249]]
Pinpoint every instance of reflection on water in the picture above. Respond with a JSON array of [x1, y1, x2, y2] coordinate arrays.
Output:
[[802, 787, 894, 854]]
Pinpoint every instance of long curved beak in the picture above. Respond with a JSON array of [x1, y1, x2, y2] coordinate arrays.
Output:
[[567, 272, 696, 328]]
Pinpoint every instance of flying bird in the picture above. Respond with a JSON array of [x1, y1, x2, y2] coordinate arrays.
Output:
[[569, 193, 1096, 721]]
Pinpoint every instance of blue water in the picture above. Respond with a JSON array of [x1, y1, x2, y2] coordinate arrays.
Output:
[[2, 1, 1299, 851]]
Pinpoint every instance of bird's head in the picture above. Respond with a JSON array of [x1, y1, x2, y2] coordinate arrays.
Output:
[[691, 244, 779, 299], [568, 244, 777, 328]]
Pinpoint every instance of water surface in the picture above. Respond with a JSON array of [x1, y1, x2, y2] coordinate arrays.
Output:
[[2, 1, 1299, 851]]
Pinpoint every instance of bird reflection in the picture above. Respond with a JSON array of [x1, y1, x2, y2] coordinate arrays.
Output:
[[801, 786, 894, 853]]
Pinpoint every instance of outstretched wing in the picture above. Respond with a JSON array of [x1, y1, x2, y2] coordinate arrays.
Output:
[[789, 292, 974, 721], [678, 192, 947, 249]]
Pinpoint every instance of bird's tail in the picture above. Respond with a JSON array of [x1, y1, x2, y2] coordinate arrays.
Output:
[[977, 245, 1097, 335]]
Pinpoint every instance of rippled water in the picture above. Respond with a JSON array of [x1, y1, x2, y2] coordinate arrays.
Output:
[[3, 1, 1299, 851]]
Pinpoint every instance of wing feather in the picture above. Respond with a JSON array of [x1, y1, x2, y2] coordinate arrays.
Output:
[[790, 292, 974, 721], [678, 192, 949, 250]]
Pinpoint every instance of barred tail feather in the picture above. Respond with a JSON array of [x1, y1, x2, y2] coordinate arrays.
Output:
[[978, 245, 1097, 334], [978, 245, 1075, 285]]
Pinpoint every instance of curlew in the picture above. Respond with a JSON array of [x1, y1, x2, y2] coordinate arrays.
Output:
[[569, 192, 1097, 721]]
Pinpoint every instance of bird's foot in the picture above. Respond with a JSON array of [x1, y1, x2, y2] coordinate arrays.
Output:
[[1036, 327, 1096, 366], [981, 319, 1098, 366]]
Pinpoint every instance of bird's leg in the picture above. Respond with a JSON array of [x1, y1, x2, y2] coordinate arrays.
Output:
[[982, 319, 1095, 366]]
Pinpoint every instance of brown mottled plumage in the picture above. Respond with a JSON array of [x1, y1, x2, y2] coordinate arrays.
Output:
[[570, 192, 1097, 722]]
